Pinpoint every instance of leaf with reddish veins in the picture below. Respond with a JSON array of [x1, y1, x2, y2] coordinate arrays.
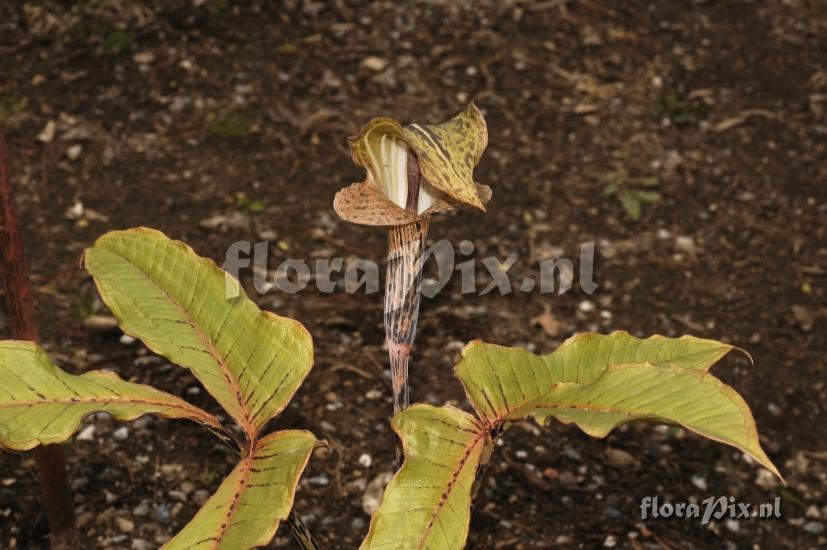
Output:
[[360, 405, 488, 550], [455, 334, 781, 481], [0, 341, 221, 451], [84, 228, 313, 440], [456, 331, 740, 424], [513, 363, 781, 479], [164, 430, 319, 550]]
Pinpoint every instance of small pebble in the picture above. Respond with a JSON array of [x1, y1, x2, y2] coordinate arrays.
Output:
[[358, 453, 372, 468], [154, 504, 172, 525], [66, 144, 82, 161], [604, 507, 622, 519], [558, 471, 578, 486], [71, 477, 89, 491], [308, 474, 330, 486], [132, 500, 150, 517], [605, 448, 636, 469], [360, 56, 388, 71], [133, 417, 153, 430], [83, 315, 118, 332], [755, 468, 779, 491], [113, 426, 129, 441], [116, 517, 134, 534], [362, 472, 393, 516], [691, 475, 708, 491], [193, 490, 210, 506], [77, 425, 95, 442], [120, 334, 137, 345], [578, 300, 595, 313], [803, 521, 824, 535]]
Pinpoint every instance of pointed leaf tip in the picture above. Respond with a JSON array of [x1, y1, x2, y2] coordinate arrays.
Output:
[[454, 334, 780, 480], [0, 340, 221, 451], [84, 227, 313, 441]]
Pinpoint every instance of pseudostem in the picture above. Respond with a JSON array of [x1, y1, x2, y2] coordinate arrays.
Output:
[[286, 509, 321, 550], [0, 128, 77, 548]]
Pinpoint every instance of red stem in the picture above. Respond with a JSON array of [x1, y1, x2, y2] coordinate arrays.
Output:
[[0, 129, 77, 548]]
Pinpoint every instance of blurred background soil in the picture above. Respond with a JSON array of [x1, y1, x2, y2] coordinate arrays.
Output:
[[0, 1, 825, 548]]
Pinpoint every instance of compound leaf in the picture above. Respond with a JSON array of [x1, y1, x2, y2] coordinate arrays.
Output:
[[455, 335, 780, 480], [84, 228, 313, 440], [361, 405, 488, 550], [456, 331, 736, 424], [164, 430, 318, 550], [0, 340, 221, 451]]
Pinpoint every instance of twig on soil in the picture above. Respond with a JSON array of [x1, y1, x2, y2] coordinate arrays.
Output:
[[328, 362, 376, 381]]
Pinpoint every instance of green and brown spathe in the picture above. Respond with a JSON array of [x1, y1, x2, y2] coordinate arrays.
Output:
[[334, 103, 491, 226]]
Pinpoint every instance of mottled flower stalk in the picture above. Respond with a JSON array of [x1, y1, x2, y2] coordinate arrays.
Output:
[[333, 103, 490, 422], [385, 154, 429, 414]]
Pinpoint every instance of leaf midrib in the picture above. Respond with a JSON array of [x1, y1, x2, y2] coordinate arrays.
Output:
[[211, 441, 256, 549], [1, 396, 212, 420], [416, 429, 486, 550], [105, 245, 253, 437]]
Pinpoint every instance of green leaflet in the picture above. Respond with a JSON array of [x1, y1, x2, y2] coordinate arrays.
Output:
[[84, 228, 313, 439], [512, 363, 780, 478], [164, 430, 318, 550], [456, 331, 736, 423], [0, 340, 221, 451], [360, 405, 487, 550], [455, 333, 779, 477]]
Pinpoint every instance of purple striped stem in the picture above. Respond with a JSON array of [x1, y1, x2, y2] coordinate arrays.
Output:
[[384, 153, 429, 416], [384, 219, 429, 414]]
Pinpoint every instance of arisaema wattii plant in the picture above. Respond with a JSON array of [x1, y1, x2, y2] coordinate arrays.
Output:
[[334, 103, 490, 418], [360, 331, 783, 549], [0, 228, 320, 549]]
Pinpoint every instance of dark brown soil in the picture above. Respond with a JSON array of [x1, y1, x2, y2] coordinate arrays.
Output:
[[1, 1, 825, 548]]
